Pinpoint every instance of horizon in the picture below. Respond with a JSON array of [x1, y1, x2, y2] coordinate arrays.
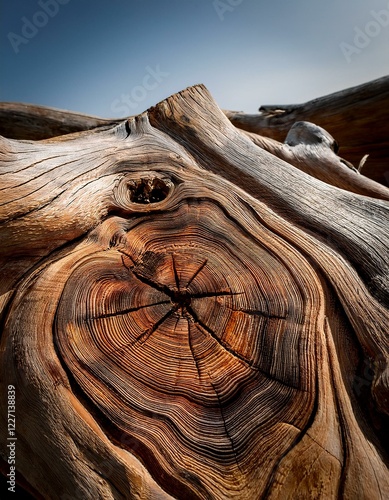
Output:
[[2, 0, 389, 118]]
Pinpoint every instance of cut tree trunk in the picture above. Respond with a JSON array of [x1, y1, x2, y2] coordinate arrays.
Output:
[[0, 83, 388, 499]]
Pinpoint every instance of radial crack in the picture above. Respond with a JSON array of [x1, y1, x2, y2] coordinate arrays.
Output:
[[134, 305, 178, 345], [187, 319, 203, 383], [186, 259, 208, 287], [208, 377, 243, 473], [120, 252, 136, 269], [188, 305, 301, 390], [172, 254, 181, 291], [187, 304, 254, 368], [119, 250, 171, 296], [87, 300, 171, 321]]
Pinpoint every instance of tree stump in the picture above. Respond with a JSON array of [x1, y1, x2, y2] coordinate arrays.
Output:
[[0, 84, 388, 499]]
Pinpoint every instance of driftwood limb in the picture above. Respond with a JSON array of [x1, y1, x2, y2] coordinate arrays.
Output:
[[0, 83, 388, 499], [224, 76, 389, 186], [240, 121, 389, 200], [0, 102, 121, 141]]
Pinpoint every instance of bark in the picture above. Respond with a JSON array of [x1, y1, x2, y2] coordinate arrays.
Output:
[[0, 83, 388, 499]]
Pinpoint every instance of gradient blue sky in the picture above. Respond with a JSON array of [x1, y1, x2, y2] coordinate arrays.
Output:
[[1, 0, 389, 118]]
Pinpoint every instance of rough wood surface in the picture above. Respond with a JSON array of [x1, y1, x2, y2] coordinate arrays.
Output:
[[225, 75, 389, 186], [0, 83, 388, 499]]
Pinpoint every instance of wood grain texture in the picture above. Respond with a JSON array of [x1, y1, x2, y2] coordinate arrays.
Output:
[[0, 83, 388, 499]]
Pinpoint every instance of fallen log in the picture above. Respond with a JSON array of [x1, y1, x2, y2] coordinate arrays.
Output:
[[0, 83, 388, 499], [0, 101, 120, 140]]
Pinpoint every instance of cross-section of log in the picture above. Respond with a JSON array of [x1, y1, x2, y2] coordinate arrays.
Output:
[[0, 84, 388, 499]]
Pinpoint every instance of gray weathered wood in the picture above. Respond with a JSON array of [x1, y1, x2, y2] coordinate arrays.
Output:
[[225, 76, 389, 186]]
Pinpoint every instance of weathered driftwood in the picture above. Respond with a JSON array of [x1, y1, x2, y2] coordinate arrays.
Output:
[[0, 102, 121, 141], [236, 121, 389, 201], [0, 83, 388, 499], [225, 75, 389, 186]]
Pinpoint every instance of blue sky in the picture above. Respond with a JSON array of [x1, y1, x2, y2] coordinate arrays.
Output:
[[1, 0, 389, 118]]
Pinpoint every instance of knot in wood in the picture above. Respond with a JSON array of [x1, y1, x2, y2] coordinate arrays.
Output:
[[128, 177, 170, 204]]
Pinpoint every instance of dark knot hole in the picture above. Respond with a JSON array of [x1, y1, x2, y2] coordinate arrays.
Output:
[[129, 178, 170, 204]]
